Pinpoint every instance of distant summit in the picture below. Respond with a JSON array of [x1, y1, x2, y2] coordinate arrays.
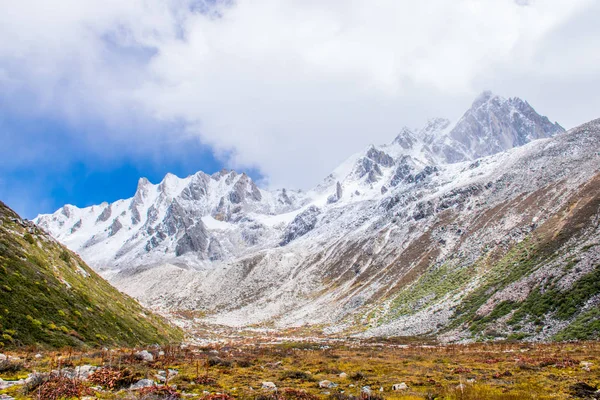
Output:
[[448, 91, 565, 160]]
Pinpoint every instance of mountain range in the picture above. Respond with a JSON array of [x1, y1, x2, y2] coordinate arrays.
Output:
[[35, 92, 600, 342]]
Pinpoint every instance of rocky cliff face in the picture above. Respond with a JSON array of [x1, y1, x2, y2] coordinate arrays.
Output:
[[35, 92, 600, 342]]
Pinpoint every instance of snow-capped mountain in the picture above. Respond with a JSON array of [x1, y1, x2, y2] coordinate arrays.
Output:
[[35, 92, 600, 342]]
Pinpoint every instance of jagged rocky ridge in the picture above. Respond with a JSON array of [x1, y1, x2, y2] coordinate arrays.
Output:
[[35, 92, 600, 341]]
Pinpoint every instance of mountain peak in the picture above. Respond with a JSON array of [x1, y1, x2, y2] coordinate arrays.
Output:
[[448, 91, 564, 160], [471, 90, 497, 108], [393, 127, 417, 149], [136, 177, 151, 191]]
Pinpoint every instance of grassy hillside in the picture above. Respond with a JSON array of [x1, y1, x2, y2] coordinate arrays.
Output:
[[0, 201, 183, 348]]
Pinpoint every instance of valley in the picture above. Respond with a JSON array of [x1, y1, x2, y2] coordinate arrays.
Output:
[[33, 93, 600, 343], [1, 340, 599, 399]]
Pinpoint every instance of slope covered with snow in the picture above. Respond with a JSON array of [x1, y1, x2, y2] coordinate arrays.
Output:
[[35, 92, 600, 342]]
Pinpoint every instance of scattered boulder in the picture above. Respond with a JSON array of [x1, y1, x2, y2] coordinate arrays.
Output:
[[0, 354, 6, 361], [392, 383, 408, 391], [58, 365, 97, 380], [130, 379, 156, 390], [34, 354, 42, 359], [262, 381, 277, 390], [0, 378, 25, 390], [339, 372, 347, 379], [581, 361, 593, 372], [361, 386, 371, 395], [134, 350, 154, 362], [319, 380, 337, 389], [156, 369, 179, 382]]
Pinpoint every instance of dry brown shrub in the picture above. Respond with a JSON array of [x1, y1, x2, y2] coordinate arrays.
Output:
[[88, 367, 136, 389], [200, 394, 235, 400], [36, 376, 91, 400], [194, 375, 218, 385]]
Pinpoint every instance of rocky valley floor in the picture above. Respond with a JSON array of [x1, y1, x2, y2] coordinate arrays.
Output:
[[0, 340, 599, 399]]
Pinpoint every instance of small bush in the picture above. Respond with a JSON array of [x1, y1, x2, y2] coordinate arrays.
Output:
[[280, 370, 315, 381], [236, 358, 253, 367], [207, 357, 233, 367], [59, 249, 71, 263], [36, 376, 91, 400], [281, 388, 320, 400], [23, 233, 35, 244], [0, 359, 23, 373], [350, 372, 366, 381], [194, 375, 217, 385], [569, 382, 598, 399], [88, 367, 136, 389]]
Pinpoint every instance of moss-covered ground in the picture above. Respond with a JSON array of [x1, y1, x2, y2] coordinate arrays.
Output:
[[1, 340, 599, 399]]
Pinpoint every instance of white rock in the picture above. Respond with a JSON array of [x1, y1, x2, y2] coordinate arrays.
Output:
[[130, 379, 156, 390], [0, 354, 6, 361], [392, 383, 408, 391], [339, 372, 347, 379], [262, 381, 277, 390], [135, 350, 154, 362], [34, 354, 42, 359], [0, 379, 25, 390], [319, 380, 337, 388], [74, 365, 97, 380]]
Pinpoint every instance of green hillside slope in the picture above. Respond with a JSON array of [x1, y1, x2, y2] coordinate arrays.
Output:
[[0, 201, 183, 348]]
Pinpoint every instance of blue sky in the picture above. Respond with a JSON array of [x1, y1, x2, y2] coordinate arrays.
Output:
[[0, 108, 259, 219], [1, 0, 598, 219]]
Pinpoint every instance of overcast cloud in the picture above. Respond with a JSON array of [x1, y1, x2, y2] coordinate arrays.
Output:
[[1, 0, 599, 190]]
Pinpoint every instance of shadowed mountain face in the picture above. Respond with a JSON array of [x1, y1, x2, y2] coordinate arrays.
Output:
[[35, 93, 600, 342], [0, 201, 183, 348]]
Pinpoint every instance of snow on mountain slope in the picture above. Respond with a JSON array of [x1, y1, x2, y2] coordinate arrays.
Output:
[[36, 169, 308, 270], [35, 92, 600, 341]]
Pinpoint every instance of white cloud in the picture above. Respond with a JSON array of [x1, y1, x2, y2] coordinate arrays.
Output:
[[0, 0, 598, 189]]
